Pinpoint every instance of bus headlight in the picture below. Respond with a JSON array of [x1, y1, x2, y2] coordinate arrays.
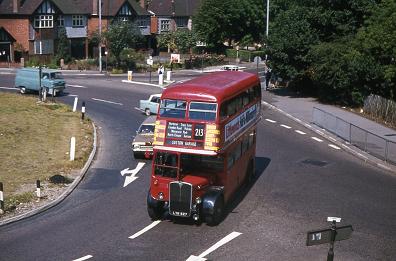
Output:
[[195, 197, 202, 204], [158, 192, 164, 200]]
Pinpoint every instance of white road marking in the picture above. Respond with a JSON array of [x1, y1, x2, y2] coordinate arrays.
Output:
[[328, 144, 341, 150], [121, 162, 146, 187], [295, 130, 306, 135], [280, 124, 292, 129], [67, 84, 87, 88], [91, 98, 123, 106], [129, 221, 161, 239], [0, 72, 13, 75], [316, 130, 324, 135], [186, 232, 242, 261], [265, 119, 276, 123], [0, 87, 17, 90], [68, 94, 79, 97], [311, 137, 323, 142], [72, 255, 93, 261]]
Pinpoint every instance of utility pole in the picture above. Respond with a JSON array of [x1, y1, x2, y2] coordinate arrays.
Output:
[[266, 0, 269, 38], [99, 0, 102, 73]]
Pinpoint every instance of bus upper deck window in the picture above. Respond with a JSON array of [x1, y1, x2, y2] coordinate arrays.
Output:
[[160, 99, 187, 119], [189, 102, 217, 121]]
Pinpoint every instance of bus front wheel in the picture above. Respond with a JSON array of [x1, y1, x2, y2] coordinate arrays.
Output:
[[205, 196, 224, 226], [147, 192, 164, 220]]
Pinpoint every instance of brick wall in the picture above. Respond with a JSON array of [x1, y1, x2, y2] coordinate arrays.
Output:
[[0, 18, 30, 52], [87, 17, 110, 37]]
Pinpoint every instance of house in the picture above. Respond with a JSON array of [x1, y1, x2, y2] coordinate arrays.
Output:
[[0, 0, 201, 63]]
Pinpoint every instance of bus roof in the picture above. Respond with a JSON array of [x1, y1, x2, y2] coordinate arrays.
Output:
[[162, 71, 259, 102]]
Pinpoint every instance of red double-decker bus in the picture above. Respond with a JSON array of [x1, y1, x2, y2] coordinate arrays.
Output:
[[147, 71, 261, 225]]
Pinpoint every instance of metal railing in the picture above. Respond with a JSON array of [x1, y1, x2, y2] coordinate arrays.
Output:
[[312, 107, 396, 164]]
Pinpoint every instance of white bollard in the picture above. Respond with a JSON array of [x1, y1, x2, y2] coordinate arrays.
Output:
[[36, 180, 41, 199], [159, 74, 164, 85], [70, 137, 76, 161], [166, 71, 172, 81], [73, 97, 78, 112]]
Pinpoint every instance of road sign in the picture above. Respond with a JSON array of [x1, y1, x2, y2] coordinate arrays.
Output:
[[254, 56, 262, 64], [196, 41, 207, 47], [147, 58, 153, 66], [306, 225, 353, 246]]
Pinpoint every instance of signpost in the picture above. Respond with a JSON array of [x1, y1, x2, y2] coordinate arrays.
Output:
[[147, 56, 153, 83], [254, 56, 262, 74], [307, 217, 353, 261]]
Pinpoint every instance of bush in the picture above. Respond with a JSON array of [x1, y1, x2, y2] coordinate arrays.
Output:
[[184, 54, 226, 69]]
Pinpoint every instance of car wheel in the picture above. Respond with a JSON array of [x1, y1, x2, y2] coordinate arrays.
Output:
[[145, 108, 151, 116], [20, 87, 26, 94], [206, 196, 224, 226]]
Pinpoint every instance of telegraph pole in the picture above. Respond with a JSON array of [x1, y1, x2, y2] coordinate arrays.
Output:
[[266, 0, 269, 38], [98, 0, 102, 72]]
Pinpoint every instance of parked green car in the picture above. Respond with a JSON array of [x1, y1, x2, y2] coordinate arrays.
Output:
[[15, 68, 66, 96]]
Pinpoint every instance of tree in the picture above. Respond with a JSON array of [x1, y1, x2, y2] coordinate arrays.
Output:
[[56, 27, 71, 64], [193, 0, 265, 49], [104, 21, 143, 66], [157, 29, 198, 54]]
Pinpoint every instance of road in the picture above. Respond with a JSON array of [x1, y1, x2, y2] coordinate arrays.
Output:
[[0, 70, 395, 260]]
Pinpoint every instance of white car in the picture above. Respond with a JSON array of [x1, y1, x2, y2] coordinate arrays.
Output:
[[137, 94, 161, 116]]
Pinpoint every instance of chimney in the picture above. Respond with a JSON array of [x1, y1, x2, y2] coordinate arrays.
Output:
[[92, 0, 98, 15], [13, 0, 20, 13]]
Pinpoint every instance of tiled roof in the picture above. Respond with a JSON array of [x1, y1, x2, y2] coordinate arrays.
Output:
[[0, 0, 149, 16], [147, 0, 202, 16], [101, 0, 150, 16]]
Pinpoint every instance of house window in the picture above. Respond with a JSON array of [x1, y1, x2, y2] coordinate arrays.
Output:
[[34, 40, 54, 54], [57, 15, 64, 27], [175, 17, 188, 28], [118, 16, 129, 22], [160, 19, 170, 33], [34, 15, 53, 28], [72, 15, 84, 27], [136, 17, 149, 27]]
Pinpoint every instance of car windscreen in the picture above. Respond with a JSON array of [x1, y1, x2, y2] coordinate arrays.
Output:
[[50, 72, 63, 79], [138, 124, 155, 134], [189, 102, 217, 121], [159, 99, 187, 119]]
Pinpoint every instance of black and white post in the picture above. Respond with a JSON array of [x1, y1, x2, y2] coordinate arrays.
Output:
[[36, 180, 41, 199], [81, 101, 86, 120], [0, 182, 4, 214], [73, 96, 78, 112]]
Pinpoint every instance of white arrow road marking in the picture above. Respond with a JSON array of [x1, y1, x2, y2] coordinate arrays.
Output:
[[265, 118, 276, 123], [72, 255, 93, 261], [186, 231, 242, 261], [92, 98, 123, 106], [280, 124, 292, 129], [67, 84, 87, 88], [0, 87, 17, 90], [311, 137, 323, 142], [121, 162, 145, 187], [295, 130, 306, 135], [129, 220, 161, 239]]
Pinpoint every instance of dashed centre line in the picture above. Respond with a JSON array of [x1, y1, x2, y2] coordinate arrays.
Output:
[[295, 130, 306, 135], [72, 255, 93, 261], [67, 84, 87, 88], [92, 98, 123, 106], [129, 220, 161, 239], [280, 124, 292, 129], [328, 144, 341, 150], [265, 119, 276, 123], [311, 137, 323, 142]]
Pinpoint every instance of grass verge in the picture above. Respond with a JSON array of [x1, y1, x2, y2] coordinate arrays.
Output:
[[0, 93, 93, 212]]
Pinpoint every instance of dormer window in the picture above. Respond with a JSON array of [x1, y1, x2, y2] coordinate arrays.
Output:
[[72, 15, 84, 27], [34, 15, 53, 28]]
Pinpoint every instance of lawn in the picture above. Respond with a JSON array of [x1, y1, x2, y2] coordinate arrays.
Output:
[[0, 93, 93, 209]]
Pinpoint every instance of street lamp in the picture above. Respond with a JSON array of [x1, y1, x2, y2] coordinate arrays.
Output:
[[98, 0, 102, 72], [266, 0, 269, 38]]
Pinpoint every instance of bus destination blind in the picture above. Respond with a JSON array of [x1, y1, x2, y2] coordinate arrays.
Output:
[[166, 122, 205, 148]]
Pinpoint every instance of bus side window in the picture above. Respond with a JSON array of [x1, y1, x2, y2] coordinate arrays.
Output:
[[242, 91, 249, 107], [254, 85, 261, 99]]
